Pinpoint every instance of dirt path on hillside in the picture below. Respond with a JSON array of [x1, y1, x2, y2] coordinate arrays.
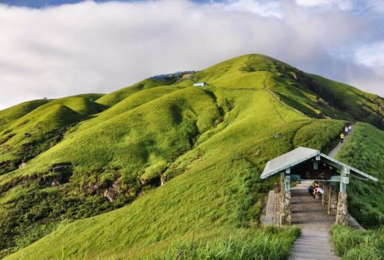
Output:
[[328, 126, 354, 158]]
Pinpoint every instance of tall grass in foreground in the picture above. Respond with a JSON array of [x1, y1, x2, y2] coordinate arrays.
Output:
[[141, 226, 300, 260], [330, 225, 384, 260], [83, 226, 300, 260]]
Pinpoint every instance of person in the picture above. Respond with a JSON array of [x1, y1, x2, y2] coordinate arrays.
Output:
[[340, 132, 345, 143], [348, 125, 352, 132], [310, 181, 318, 198], [316, 186, 324, 199], [308, 184, 314, 196], [313, 183, 323, 199]]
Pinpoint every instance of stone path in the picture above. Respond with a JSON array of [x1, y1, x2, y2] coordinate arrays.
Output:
[[289, 182, 339, 260]]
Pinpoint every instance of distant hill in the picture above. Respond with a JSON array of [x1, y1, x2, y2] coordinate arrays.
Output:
[[0, 54, 383, 259]]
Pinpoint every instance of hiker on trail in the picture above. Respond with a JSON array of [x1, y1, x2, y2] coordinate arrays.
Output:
[[345, 126, 349, 135], [348, 125, 352, 132], [340, 132, 345, 143]]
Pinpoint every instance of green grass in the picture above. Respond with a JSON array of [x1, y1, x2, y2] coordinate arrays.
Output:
[[5, 136, 302, 259], [335, 123, 384, 228], [311, 75, 384, 129], [330, 225, 384, 260], [2, 93, 343, 259], [0, 99, 50, 130], [0, 95, 105, 176], [330, 122, 384, 259], [0, 54, 383, 259], [138, 226, 300, 260], [96, 78, 179, 106]]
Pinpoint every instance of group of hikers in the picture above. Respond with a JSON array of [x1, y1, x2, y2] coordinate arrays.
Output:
[[308, 181, 323, 199], [340, 125, 352, 143]]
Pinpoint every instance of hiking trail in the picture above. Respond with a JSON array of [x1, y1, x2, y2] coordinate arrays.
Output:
[[289, 126, 357, 260]]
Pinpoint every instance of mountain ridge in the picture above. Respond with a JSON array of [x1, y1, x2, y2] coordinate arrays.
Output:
[[0, 54, 383, 259]]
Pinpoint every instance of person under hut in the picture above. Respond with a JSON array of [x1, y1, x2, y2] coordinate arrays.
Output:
[[308, 183, 315, 196], [313, 183, 324, 199]]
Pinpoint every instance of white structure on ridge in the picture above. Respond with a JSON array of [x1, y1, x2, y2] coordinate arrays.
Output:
[[193, 82, 207, 87]]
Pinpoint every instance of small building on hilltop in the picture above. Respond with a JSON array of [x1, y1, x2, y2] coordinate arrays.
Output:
[[193, 82, 207, 87]]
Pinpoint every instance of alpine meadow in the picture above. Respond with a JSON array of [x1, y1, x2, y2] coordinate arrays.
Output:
[[0, 54, 383, 259]]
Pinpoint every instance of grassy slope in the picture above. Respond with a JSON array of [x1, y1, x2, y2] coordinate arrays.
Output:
[[0, 96, 107, 176], [5, 91, 345, 259], [327, 123, 384, 259], [0, 100, 50, 131], [330, 225, 384, 260], [1, 54, 383, 259], [310, 75, 384, 128], [335, 123, 384, 227], [12, 86, 220, 175], [96, 78, 179, 107], [0, 84, 222, 257]]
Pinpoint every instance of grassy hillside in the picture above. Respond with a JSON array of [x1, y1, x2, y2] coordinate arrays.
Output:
[[4, 104, 343, 260], [0, 100, 50, 130], [311, 75, 384, 128], [327, 123, 384, 259], [96, 78, 179, 107], [335, 123, 384, 227], [331, 225, 384, 260], [0, 95, 106, 176], [0, 54, 383, 259]]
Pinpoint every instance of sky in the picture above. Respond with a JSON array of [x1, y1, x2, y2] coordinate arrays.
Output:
[[0, 0, 384, 110]]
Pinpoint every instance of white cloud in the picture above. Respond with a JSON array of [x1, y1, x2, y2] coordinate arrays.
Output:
[[0, 0, 384, 110], [295, 0, 353, 11], [210, 0, 282, 18], [355, 42, 384, 67]]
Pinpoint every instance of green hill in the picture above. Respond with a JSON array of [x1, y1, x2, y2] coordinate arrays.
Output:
[[0, 100, 50, 130], [0, 54, 383, 259]]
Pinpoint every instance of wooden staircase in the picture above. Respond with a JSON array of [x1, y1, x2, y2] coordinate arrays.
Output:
[[289, 182, 339, 260], [289, 229, 339, 260]]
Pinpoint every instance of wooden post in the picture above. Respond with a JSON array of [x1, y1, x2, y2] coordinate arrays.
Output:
[[322, 181, 328, 206], [327, 184, 332, 214], [340, 166, 350, 192], [284, 168, 290, 191], [313, 155, 320, 170]]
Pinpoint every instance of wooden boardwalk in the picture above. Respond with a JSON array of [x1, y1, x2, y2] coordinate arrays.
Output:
[[290, 126, 355, 259], [289, 182, 339, 260]]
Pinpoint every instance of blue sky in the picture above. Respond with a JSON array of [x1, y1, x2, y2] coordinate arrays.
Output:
[[0, 0, 141, 8], [0, 0, 384, 110], [0, 0, 208, 7]]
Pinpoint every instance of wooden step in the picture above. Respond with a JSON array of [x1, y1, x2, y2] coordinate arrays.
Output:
[[289, 184, 340, 259], [289, 251, 339, 260]]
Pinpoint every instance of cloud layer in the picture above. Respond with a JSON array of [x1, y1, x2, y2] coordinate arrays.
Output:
[[1, 0, 384, 110]]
